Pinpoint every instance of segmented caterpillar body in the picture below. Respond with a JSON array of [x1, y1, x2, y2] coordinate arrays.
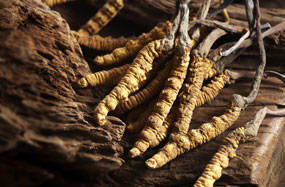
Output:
[[128, 48, 192, 159], [129, 73, 227, 158], [145, 105, 241, 169], [73, 31, 133, 51], [193, 127, 245, 187], [195, 73, 226, 106], [194, 107, 270, 186], [126, 100, 156, 133], [128, 105, 177, 158], [41, 0, 73, 7], [78, 0, 125, 35], [173, 56, 214, 134], [115, 59, 173, 114], [77, 64, 130, 88], [147, 48, 191, 129], [94, 39, 165, 126], [94, 21, 172, 66]]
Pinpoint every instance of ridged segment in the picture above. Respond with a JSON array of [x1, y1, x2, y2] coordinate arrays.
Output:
[[194, 127, 245, 187], [145, 105, 241, 169], [41, 0, 73, 7], [94, 21, 172, 66], [77, 64, 130, 88], [78, 0, 125, 35], [129, 73, 227, 158], [94, 40, 165, 126], [73, 31, 133, 51]]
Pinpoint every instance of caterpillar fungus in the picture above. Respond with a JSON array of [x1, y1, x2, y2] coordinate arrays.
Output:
[[78, 0, 125, 35], [129, 2, 207, 158], [115, 59, 173, 114], [145, 104, 241, 169], [73, 31, 133, 51], [128, 104, 178, 158], [41, 0, 73, 7], [131, 0, 194, 138], [128, 47, 192, 158], [193, 127, 246, 187], [194, 106, 271, 187], [94, 39, 166, 126], [93, 0, 183, 125], [129, 73, 227, 158], [125, 101, 150, 124], [172, 56, 215, 135], [77, 63, 130, 88], [126, 100, 157, 133], [94, 21, 172, 66]]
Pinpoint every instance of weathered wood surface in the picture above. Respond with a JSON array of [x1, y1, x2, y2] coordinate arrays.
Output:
[[0, 0, 126, 186], [0, 0, 284, 186]]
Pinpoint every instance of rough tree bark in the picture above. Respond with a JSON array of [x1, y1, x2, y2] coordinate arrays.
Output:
[[0, 0, 126, 186], [0, 0, 284, 186]]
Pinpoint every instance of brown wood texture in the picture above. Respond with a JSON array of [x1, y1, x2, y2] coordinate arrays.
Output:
[[0, 0, 284, 186], [0, 0, 126, 186]]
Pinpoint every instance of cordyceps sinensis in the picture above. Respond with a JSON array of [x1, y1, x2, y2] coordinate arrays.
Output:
[[145, 103, 241, 169], [194, 126, 248, 187], [78, 0, 125, 35], [73, 31, 134, 52], [173, 56, 215, 134], [77, 64, 130, 88], [126, 99, 157, 134], [128, 1, 194, 157], [94, 21, 172, 67], [129, 73, 227, 158], [42, 0, 285, 177], [93, 0, 187, 126], [41, 0, 73, 7], [115, 59, 173, 114], [94, 39, 167, 125], [193, 106, 285, 187], [129, 56, 217, 158]]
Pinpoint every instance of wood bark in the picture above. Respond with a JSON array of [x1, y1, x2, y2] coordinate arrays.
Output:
[[0, 0, 284, 186], [0, 0, 126, 186]]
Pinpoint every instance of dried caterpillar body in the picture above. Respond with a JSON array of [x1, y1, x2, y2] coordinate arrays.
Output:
[[197, 73, 227, 107], [125, 102, 150, 124], [195, 72, 226, 106], [128, 48, 192, 158], [77, 64, 130, 88], [194, 127, 246, 187], [194, 107, 271, 186], [41, 0, 73, 7], [146, 49, 190, 129], [149, 107, 177, 147], [173, 56, 214, 135], [73, 31, 133, 51], [129, 105, 178, 158], [150, 49, 191, 127], [126, 100, 156, 133], [78, 0, 124, 35], [115, 60, 173, 114], [145, 105, 241, 169], [129, 73, 227, 158], [204, 66, 216, 80], [94, 39, 165, 126], [94, 21, 172, 66]]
